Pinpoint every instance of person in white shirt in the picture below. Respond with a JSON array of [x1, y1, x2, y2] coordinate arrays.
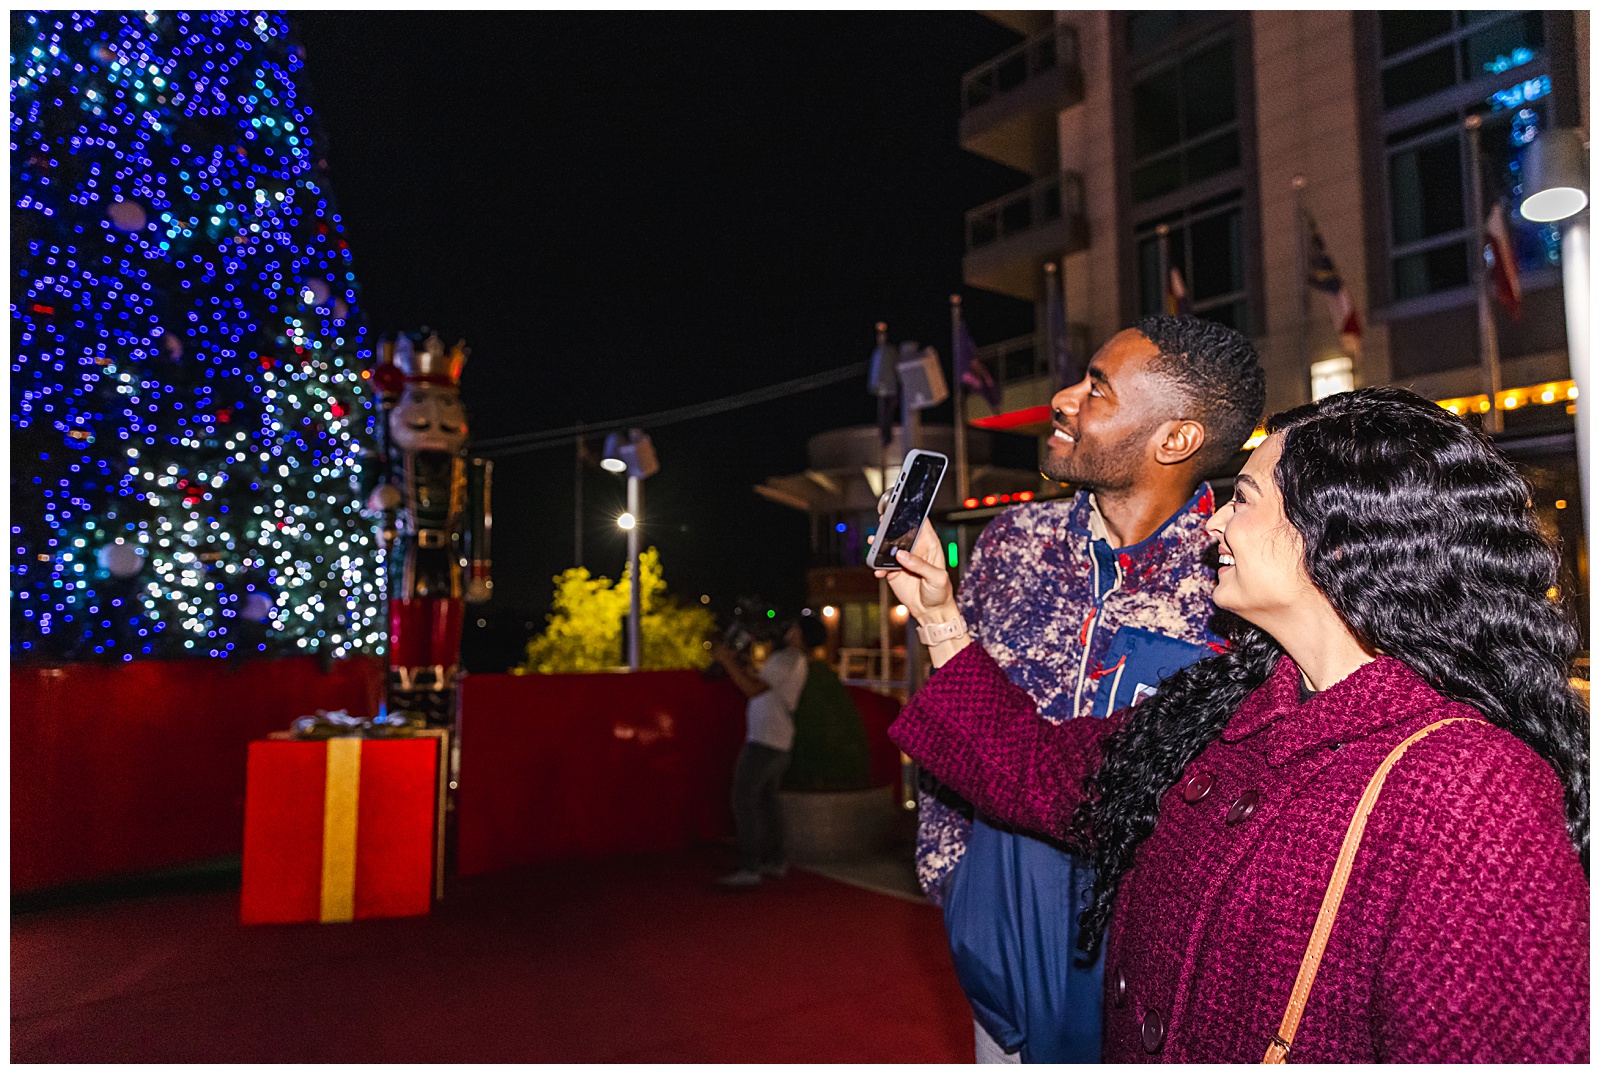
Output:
[[711, 617, 823, 887]]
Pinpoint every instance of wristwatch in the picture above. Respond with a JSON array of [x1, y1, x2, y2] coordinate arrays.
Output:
[[916, 615, 969, 646]]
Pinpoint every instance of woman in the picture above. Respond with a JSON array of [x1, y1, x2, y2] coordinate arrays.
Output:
[[882, 388, 1588, 1063]]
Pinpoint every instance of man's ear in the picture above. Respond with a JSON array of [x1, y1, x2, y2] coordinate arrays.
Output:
[[1153, 418, 1206, 466]]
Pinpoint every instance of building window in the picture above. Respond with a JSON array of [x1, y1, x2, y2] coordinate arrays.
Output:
[[1126, 11, 1210, 55], [1123, 15, 1252, 334], [1376, 12, 1559, 303], [1130, 35, 1240, 205], [1135, 195, 1248, 329], [1379, 11, 1546, 109]]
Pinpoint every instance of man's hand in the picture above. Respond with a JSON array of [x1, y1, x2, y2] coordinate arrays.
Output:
[[873, 519, 958, 624], [713, 642, 772, 700]]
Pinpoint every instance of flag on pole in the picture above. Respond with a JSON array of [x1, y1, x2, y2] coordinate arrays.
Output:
[[1165, 266, 1193, 316], [1484, 202, 1523, 320], [953, 311, 1002, 409], [1044, 263, 1079, 389], [1303, 209, 1363, 357], [869, 325, 898, 446]]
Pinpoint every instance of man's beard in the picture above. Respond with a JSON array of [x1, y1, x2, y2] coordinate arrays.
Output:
[[1040, 426, 1150, 491]]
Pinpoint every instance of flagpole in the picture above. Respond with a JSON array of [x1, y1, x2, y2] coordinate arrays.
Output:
[[1465, 114, 1505, 435], [951, 296, 970, 506], [1044, 261, 1060, 386], [950, 294, 972, 575], [1293, 176, 1312, 403], [874, 321, 892, 687], [1156, 223, 1171, 315]]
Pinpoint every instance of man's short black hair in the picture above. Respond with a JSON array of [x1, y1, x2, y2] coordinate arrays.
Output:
[[1134, 314, 1266, 474], [797, 615, 828, 650]]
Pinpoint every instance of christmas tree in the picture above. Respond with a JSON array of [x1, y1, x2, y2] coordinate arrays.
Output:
[[11, 10, 381, 662]]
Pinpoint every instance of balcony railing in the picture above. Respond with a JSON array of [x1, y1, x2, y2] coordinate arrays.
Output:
[[965, 171, 1085, 252], [979, 333, 1047, 386], [975, 328, 1091, 388], [962, 25, 1081, 113]]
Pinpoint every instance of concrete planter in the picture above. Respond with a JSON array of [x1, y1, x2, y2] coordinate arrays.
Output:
[[778, 785, 897, 864]]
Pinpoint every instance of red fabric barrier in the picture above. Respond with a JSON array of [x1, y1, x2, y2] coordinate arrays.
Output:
[[455, 673, 904, 877], [848, 686, 908, 791], [11, 659, 902, 892], [455, 671, 747, 877], [11, 657, 384, 894]]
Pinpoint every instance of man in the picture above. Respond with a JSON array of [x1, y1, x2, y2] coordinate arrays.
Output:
[[919, 315, 1265, 1062], [712, 618, 816, 887]]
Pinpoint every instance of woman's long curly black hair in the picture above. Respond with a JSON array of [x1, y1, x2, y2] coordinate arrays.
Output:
[[1066, 386, 1589, 955]]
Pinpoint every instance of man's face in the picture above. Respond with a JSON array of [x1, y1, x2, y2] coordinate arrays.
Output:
[[1041, 328, 1175, 491]]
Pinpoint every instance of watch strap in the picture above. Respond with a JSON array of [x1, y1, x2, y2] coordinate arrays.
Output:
[[916, 615, 969, 646]]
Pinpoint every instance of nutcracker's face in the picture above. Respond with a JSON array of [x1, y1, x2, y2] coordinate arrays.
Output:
[[391, 384, 468, 453]]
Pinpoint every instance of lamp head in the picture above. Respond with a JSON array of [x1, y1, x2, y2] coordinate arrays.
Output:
[[600, 428, 659, 479], [1522, 127, 1589, 223]]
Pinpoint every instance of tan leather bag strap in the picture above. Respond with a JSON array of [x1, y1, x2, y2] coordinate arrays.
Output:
[[1262, 716, 1476, 1063]]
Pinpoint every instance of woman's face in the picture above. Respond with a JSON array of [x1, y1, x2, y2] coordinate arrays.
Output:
[[1204, 433, 1318, 626]]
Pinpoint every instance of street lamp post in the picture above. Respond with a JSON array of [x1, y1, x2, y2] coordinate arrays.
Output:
[[602, 428, 659, 671], [625, 475, 641, 670], [1521, 126, 1590, 545]]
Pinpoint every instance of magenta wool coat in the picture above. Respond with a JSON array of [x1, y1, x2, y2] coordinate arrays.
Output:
[[890, 643, 1589, 1063]]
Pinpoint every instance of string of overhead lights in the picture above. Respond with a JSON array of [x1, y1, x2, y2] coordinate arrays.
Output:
[[11, 11, 382, 662]]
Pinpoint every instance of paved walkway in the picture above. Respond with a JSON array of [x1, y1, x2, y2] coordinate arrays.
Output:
[[12, 845, 971, 1063]]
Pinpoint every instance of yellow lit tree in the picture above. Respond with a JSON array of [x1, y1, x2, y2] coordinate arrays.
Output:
[[517, 547, 716, 673]]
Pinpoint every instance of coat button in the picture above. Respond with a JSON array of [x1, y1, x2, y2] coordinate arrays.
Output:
[[1141, 1008, 1165, 1053], [1114, 968, 1128, 1007], [1182, 771, 1215, 803], [1226, 789, 1260, 825]]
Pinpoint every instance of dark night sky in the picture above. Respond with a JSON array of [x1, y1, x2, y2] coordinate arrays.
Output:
[[293, 11, 1036, 660]]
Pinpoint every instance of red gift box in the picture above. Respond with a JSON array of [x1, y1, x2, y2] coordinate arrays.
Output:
[[240, 734, 443, 924]]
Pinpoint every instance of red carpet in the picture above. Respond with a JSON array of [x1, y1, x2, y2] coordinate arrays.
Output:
[[12, 846, 974, 1063]]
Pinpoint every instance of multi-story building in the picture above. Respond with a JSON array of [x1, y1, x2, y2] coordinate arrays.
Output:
[[956, 9, 1589, 630]]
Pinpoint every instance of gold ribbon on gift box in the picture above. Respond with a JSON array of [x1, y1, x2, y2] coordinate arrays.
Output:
[[319, 737, 362, 923]]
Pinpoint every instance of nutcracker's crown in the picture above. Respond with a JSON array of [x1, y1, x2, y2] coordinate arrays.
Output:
[[381, 332, 468, 386]]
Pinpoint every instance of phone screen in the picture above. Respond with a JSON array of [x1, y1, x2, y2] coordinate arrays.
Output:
[[870, 452, 947, 568]]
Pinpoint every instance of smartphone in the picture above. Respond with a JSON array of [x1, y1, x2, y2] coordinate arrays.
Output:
[[866, 448, 949, 570]]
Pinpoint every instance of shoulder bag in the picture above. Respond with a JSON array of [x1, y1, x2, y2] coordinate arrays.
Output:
[[1263, 716, 1478, 1063]]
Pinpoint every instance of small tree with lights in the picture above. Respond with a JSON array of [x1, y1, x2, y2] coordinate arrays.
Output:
[[10, 11, 380, 662], [518, 548, 716, 674]]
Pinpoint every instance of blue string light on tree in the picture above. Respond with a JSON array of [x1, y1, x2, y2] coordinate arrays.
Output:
[[11, 10, 383, 662]]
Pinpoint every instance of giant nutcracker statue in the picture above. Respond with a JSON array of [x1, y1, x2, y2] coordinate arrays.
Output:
[[369, 332, 492, 728]]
